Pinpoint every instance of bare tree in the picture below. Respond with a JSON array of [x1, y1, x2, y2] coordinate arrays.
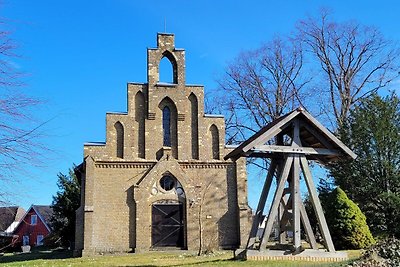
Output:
[[298, 10, 400, 127], [197, 181, 212, 256], [217, 36, 310, 145], [0, 18, 45, 204]]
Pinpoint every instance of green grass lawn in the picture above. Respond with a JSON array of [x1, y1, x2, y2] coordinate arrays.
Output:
[[0, 250, 360, 267]]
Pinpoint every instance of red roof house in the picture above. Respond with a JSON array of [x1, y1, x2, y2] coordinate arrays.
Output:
[[13, 205, 53, 247]]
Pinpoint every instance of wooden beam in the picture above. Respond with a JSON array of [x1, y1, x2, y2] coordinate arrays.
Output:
[[277, 131, 286, 244], [279, 200, 287, 244], [225, 108, 356, 161], [300, 156, 335, 252], [259, 156, 293, 250], [244, 152, 282, 159], [299, 201, 318, 249], [300, 122, 335, 150], [276, 134, 286, 244], [279, 188, 290, 243], [241, 111, 300, 153], [252, 145, 340, 156], [299, 110, 357, 159], [279, 195, 292, 229], [246, 160, 277, 249]]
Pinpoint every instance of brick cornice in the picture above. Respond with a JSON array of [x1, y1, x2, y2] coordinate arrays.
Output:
[[93, 160, 233, 169], [95, 161, 156, 169], [178, 161, 233, 169]]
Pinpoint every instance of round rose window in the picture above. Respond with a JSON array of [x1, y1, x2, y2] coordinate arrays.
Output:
[[160, 175, 175, 191]]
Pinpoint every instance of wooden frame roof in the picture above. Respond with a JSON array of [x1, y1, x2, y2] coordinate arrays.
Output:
[[224, 107, 356, 164]]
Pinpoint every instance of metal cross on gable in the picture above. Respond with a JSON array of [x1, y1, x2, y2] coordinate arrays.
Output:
[[225, 107, 356, 254]]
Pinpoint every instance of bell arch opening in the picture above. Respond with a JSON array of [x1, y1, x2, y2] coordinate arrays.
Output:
[[159, 51, 178, 84]]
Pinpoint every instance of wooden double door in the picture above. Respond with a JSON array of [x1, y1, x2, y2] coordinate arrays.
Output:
[[151, 202, 185, 248]]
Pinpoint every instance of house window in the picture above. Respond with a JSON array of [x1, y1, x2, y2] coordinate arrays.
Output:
[[162, 106, 171, 146], [37, 235, 44, 246], [23, 235, 29, 246], [31, 215, 37, 225]]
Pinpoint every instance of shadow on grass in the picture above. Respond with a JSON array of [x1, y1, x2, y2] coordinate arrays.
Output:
[[120, 258, 238, 267], [0, 248, 73, 264], [120, 258, 350, 267]]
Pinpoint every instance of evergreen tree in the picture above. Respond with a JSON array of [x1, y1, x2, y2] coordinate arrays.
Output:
[[51, 166, 80, 248], [324, 187, 375, 250], [330, 93, 400, 236]]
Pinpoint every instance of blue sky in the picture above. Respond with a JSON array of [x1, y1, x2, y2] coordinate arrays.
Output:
[[2, 1, 400, 209]]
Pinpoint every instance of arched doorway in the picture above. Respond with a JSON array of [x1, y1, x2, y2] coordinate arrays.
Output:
[[151, 174, 186, 249], [151, 200, 185, 248]]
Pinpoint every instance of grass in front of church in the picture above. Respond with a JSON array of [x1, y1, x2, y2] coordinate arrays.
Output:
[[0, 249, 360, 267]]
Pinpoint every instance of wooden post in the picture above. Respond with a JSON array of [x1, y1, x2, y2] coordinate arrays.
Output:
[[259, 156, 293, 250], [276, 134, 286, 244], [279, 194, 292, 233], [292, 155, 301, 251], [291, 119, 302, 251], [246, 160, 277, 249], [300, 156, 335, 252], [299, 202, 318, 249], [279, 190, 289, 243]]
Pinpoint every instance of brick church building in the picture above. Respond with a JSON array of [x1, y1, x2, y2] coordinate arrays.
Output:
[[74, 33, 251, 256]]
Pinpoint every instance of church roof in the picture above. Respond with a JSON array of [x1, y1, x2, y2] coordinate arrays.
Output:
[[224, 108, 356, 164]]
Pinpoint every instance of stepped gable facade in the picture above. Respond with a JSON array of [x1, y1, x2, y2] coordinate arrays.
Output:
[[75, 33, 251, 256]]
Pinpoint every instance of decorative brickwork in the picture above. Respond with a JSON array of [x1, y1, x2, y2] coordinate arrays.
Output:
[[74, 33, 251, 256]]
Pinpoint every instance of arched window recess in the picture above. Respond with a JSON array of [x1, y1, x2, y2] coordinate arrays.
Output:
[[114, 121, 124, 159], [210, 124, 220, 160], [159, 97, 178, 158]]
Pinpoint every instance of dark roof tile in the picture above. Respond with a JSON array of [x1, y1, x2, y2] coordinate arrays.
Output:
[[0, 206, 26, 232], [32, 205, 53, 227]]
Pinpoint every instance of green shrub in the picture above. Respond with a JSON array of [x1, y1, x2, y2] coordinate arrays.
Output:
[[350, 237, 400, 267], [324, 187, 375, 249]]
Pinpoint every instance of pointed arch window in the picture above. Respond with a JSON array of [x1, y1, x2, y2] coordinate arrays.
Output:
[[159, 97, 178, 158], [115, 121, 124, 158], [163, 106, 171, 147], [189, 93, 199, 159]]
